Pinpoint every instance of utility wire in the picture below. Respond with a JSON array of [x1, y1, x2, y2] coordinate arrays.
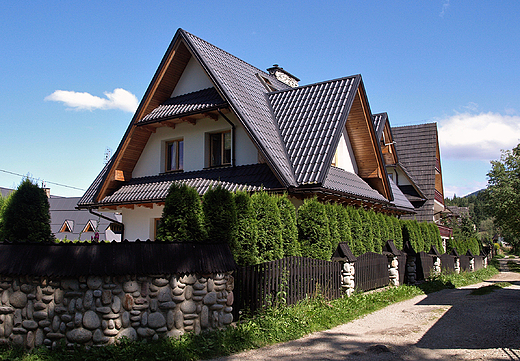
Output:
[[0, 169, 86, 192]]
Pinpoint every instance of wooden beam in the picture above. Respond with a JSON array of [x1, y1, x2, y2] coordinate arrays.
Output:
[[204, 112, 219, 121], [181, 116, 196, 125], [119, 204, 134, 209], [138, 203, 154, 209]]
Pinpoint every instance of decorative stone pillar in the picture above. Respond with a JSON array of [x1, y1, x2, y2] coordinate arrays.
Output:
[[454, 258, 461, 274], [341, 262, 355, 297], [433, 257, 441, 275], [483, 257, 488, 268], [388, 257, 399, 286], [469, 257, 475, 272], [406, 255, 417, 284]]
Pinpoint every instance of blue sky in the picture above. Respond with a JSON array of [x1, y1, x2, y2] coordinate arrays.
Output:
[[1, 1, 519, 198]]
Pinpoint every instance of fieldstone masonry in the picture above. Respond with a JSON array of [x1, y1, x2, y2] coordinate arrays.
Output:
[[340, 262, 355, 297], [388, 256, 399, 286], [432, 257, 441, 275], [406, 255, 417, 284], [0, 273, 234, 348]]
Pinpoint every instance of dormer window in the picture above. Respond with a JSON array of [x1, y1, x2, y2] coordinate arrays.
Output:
[[166, 139, 184, 172], [210, 131, 231, 167], [256, 74, 277, 92]]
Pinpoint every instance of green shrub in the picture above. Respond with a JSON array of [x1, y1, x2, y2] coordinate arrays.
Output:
[[157, 182, 207, 242], [358, 208, 375, 252], [276, 194, 300, 257], [325, 203, 341, 254], [251, 191, 283, 262], [377, 213, 390, 247], [347, 206, 364, 256], [297, 197, 332, 260], [1, 179, 53, 242], [203, 185, 237, 243], [233, 191, 260, 266], [336, 204, 353, 249]]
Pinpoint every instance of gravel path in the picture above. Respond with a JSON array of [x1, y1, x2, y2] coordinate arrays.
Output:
[[212, 258, 520, 361]]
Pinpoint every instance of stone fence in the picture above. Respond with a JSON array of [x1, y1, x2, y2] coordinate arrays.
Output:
[[0, 241, 237, 348]]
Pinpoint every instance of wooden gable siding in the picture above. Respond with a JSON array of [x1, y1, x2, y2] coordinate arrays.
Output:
[[435, 141, 444, 203], [96, 40, 193, 203], [345, 88, 391, 200], [381, 123, 398, 165]]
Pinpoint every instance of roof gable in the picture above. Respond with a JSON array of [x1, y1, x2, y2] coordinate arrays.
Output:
[[269, 76, 359, 184], [90, 29, 297, 204]]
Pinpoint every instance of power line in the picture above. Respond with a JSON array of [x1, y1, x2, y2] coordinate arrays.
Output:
[[0, 169, 86, 192]]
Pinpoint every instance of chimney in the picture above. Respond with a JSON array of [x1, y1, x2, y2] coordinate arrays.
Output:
[[43, 188, 51, 198], [267, 64, 300, 88]]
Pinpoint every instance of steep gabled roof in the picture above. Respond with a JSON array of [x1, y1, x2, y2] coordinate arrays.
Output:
[[392, 123, 438, 200], [81, 29, 395, 210], [270, 76, 359, 184]]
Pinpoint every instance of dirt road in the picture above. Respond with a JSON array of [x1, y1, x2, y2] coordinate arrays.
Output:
[[213, 258, 520, 360]]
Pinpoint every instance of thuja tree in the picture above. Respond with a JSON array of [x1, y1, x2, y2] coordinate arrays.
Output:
[[233, 191, 260, 266], [298, 197, 332, 260], [335, 204, 353, 249], [377, 213, 390, 248], [369, 210, 382, 253], [325, 203, 341, 254], [203, 185, 237, 243], [358, 207, 374, 253], [1, 179, 53, 243], [156, 182, 207, 242], [347, 206, 364, 256], [251, 191, 283, 262], [276, 194, 301, 257]]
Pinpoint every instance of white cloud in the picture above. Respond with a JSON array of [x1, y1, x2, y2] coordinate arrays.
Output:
[[440, 0, 450, 17], [444, 180, 488, 199], [45, 88, 138, 113], [438, 112, 520, 161]]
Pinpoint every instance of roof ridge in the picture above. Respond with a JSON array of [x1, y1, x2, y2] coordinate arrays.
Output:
[[268, 74, 361, 96]]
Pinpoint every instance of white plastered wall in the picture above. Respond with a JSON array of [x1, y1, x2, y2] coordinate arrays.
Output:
[[117, 204, 164, 241], [171, 57, 214, 97], [334, 128, 358, 174]]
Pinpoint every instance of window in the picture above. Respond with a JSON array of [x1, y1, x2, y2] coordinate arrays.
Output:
[[210, 131, 231, 167], [166, 139, 183, 172]]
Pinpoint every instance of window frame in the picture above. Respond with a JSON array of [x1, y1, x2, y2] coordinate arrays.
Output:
[[165, 138, 184, 172], [209, 130, 232, 167]]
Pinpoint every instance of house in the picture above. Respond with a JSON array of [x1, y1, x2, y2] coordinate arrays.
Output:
[[50, 197, 123, 242], [1, 186, 122, 242], [78, 28, 415, 241], [388, 123, 452, 240]]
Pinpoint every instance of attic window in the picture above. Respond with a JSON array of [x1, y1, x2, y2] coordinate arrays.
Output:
[[209, 131, 231, 167], [83, 220, 97, 233], [59, 220, 73, 233], [256, 74, 277, 92], [166, 139, 184, 172]]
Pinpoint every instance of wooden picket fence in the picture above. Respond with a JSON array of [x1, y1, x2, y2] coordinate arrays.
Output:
[[233, 256, 341, 318]]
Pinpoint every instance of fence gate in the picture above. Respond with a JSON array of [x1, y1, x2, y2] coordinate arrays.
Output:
[[416, 252, 434, 281], [355, 252, 389, 292]]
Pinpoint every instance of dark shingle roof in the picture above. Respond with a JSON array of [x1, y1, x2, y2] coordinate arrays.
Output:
[[97, 163, 282, 206], [0, 241, 236, 276], [322, 166, 389, 204], [269, 76, 359, 184], [181, 30, 298, 187], [373, 112, 388, 142], [139, 87, 227, 124], [388, 178, 415, 212], [392, 123, 439, 221]]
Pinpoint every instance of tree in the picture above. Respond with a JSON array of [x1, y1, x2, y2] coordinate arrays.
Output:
[[1, 179, 53, 242], [276, 195, 300, 257], [233, 191, 260, 266], [485, 143, 520, 252], [202, 185, 237, 243], [251, 191, 283, 262], [297, 197, 331, 260], [156, 182, 207, 242]]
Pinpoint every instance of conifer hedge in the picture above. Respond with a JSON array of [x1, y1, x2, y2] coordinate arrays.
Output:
[[297, 197, 332, 260], [276, 195, 301, 257], [233, 191, 260, 266], [251, 191, 284, 262]]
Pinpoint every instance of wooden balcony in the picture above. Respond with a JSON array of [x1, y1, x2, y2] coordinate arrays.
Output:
[[437, 224, 453, 238]]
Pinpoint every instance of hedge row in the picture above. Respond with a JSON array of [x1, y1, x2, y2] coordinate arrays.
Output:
[[157, 184, 446, 265], [446, 237, 480, 256]]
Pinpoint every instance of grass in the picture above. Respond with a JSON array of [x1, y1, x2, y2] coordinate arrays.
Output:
[[507, 261, 520, 273], [0, 266, 499, 361]]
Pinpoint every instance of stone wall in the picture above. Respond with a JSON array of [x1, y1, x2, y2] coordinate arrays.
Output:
[[0, 272, 234, 348], [340, 262, 355, 296]]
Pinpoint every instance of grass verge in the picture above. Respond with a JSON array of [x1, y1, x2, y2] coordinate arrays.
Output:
[[0, 266, 499, 361]]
